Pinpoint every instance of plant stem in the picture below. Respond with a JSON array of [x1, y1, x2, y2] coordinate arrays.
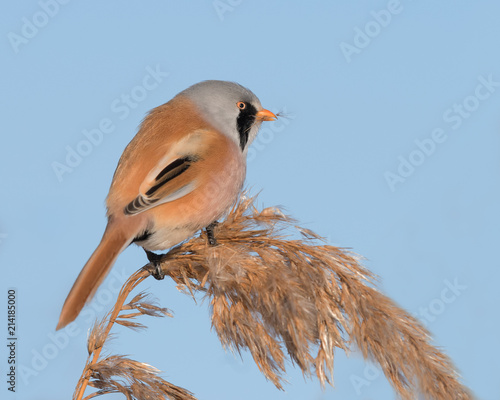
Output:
[[73, 269, 151, 400]]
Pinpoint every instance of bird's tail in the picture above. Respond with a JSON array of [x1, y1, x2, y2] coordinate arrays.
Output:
[[56, 219, 134, 330]]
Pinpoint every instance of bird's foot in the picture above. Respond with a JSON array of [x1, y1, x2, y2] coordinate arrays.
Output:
[[206, 221, 219, 246], [145, 250, 165, 280]]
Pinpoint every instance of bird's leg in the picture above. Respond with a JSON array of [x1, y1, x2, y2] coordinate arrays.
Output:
[[144, 250, 165, 280], [205, 221, 219, 246]]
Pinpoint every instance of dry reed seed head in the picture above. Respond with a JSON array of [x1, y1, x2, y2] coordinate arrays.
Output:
[[120, 291, 173, 320], [114, 294, 173, 332], [115, 320, 147, 331], [89, 355, 196, 400], [87, 315, 113, 354], [155, 203, 353, 386], [151, 192, 472, 399]]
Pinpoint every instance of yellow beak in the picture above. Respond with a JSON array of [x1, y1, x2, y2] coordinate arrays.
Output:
[[255, 109, 277, 121]]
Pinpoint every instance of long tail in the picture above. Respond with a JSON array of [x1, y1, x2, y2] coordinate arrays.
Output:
[[57, 219, 135, 330]]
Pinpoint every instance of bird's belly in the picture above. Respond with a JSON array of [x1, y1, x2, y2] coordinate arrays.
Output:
[[137, 225, 197, 251]]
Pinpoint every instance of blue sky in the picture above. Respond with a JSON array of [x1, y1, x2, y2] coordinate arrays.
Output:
[[2, 1, 499, 399]]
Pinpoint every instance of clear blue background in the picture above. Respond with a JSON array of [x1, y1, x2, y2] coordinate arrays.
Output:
[[2, 1, 499, 399]]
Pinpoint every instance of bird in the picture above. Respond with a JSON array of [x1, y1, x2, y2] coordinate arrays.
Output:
[[57, 80, 276, 330]]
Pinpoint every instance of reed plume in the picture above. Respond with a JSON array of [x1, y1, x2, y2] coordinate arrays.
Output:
[[73, 193, 473, 400], [73, 271, 196, 400]]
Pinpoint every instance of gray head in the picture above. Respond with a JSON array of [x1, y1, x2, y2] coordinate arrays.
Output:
[[179, 80, 276, 152]]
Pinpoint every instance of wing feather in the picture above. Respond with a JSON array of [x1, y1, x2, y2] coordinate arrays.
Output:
[[124, 156, 199, 215]]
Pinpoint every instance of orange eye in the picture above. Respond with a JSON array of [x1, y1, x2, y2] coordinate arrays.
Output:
[[237, 101, 246, 110]]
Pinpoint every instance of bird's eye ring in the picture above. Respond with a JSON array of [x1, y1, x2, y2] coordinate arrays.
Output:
[[237, 101, 246, 110]]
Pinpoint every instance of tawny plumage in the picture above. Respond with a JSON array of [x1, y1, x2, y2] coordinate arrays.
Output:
[[57, 81, 276, 330]]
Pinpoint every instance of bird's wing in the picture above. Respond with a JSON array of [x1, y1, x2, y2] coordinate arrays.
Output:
[[124, 130, 207, 215]]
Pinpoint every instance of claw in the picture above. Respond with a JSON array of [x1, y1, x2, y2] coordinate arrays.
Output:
[[145, 250, 165, 280], [206, 221, 219, 246]]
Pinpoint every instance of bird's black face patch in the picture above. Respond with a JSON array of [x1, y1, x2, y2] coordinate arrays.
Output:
[[236, 102, 258, 150]]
